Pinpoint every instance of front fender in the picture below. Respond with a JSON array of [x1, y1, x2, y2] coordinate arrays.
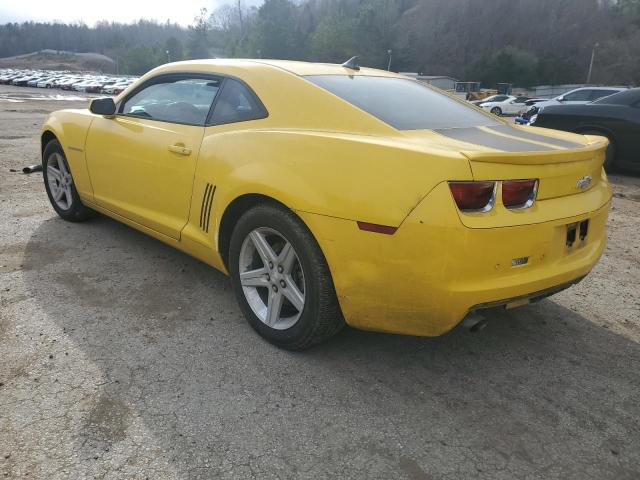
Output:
[[41, 109, 95, 200]]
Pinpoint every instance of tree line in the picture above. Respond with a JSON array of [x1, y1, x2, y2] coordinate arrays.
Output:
[[1, 0, 639, 86]]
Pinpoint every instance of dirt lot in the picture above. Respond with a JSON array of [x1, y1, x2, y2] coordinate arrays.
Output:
[[1, 84, 639, 479]]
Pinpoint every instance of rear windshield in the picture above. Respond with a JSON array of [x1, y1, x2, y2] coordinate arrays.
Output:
[[306, 75, 499, 130]]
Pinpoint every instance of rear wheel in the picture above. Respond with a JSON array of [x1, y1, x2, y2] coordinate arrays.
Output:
[[580, 130, 616, 171], [229, 204, 344, 350], [491, 107, 502, 116], [43, 140, 95, 222]]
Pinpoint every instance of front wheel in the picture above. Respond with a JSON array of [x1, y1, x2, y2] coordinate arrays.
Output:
[[229, 204, 344, 350], [491, 107, 502, 116], [43, 140, 95, 222]]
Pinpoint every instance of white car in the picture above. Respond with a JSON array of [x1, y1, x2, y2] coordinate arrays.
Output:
[[479, 95, 530, 116], [36, 77, 60, 88], [71, 79, 96, 92], [523, 86, 628, 118]]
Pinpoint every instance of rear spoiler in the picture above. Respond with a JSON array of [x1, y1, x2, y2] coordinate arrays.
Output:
[[462, 139, 607, 165]]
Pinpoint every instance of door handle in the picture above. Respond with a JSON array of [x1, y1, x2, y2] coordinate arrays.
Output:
[[168, 144, 192, 156]]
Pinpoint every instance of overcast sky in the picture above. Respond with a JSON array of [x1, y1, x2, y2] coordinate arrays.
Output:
[[0, 0, 263, 26]]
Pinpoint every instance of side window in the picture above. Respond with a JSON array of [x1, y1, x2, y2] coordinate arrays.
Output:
[[121, 77, 221, 125], [590, 90, 618, 101], [209, 78, 267, 125], [563, 89, 592, 102]]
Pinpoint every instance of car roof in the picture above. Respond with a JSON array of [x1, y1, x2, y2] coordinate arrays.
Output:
[[568, 86, 627, 92], [152, 58, 404, 79]]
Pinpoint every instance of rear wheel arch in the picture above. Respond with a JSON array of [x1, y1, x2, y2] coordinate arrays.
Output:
[[218, 194, 303, 271], [574, 124, 616, 141]]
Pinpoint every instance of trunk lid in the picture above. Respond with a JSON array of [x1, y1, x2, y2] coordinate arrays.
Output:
[[464, 143, 606, 200], [402, 124, 607, 201]]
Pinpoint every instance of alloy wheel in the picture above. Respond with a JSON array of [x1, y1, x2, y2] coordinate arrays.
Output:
[[46, 153, 74, 210], [238, 227, 306, 330]]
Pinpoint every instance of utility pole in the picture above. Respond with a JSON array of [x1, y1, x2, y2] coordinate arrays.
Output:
[[387, 49, 393, 71], [166, 50, 171, 63], [586, 43, 599, 84]]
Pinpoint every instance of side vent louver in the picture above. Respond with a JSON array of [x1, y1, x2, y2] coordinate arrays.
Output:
[[199, 183, 216, 233]]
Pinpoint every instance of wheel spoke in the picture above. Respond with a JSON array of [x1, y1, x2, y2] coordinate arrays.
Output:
[[278, 241, 297, 274], [250, 230, 277, 266], [283, 277, 304, 312], [266, 290, 284, 326], [57, 155, 69, 175], [53, 187, 65, 201], [240, 267, 269, 288], [47, 165, 62, 182]]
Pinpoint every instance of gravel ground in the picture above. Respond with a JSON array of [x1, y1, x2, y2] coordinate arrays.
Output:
[[1, 84, 639, 480]]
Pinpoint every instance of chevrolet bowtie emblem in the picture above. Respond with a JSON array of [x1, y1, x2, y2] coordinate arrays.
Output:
[[576, 175, 592, 190]]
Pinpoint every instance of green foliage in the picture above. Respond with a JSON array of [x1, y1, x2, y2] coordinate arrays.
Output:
[[121, 45, 165, 75], [470, 47, 539, 88], [311, 11, 356, 62], [1, 0, 639, 85], [187, 8, 211, 59], [618, 0, 640, 24], [249, 0, 303, 59], [165, 37, 184, 63], [352, 0, 400, 68]]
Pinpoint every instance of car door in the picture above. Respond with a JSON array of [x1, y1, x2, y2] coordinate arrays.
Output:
[[85, 74, 222, 240], [503, 97, 521, 114]]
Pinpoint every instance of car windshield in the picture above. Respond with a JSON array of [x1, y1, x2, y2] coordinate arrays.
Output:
[[306, 75, 499, 130], [592, 88, 640, 106]]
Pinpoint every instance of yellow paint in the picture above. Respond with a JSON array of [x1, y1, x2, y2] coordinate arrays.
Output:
[[41, 59, 612, 336]]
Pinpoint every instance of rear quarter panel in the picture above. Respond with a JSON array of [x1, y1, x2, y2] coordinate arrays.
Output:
[[190, 127, 473, 251]]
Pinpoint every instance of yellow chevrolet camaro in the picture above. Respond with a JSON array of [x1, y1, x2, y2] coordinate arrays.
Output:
[[41, 59, 612, 349]]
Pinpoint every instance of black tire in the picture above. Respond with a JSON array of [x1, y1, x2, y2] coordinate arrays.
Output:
[[491, 107, 502, 116], [42, 139, 95, 222], [229, 203, 345, 350], [580, 130, 616, 171]]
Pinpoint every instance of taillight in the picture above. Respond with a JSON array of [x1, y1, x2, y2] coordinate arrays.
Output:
[[448, 181, 496, 212], [502, 179, 538, 209]]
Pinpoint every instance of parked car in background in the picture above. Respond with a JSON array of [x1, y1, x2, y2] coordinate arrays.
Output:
[[0, 69, 139, 96], [479, 95, 530, 116], [524, 86, 628, 120], [59, 78, 83, 90], [12, 75, 37, 86], [0, 73, 19, 84], [531, 88, 640, 172], [37, 77, 58, 88], [524, 98, 546, 107], [471, 94, 511, 106], [27, 77, 46, 87]]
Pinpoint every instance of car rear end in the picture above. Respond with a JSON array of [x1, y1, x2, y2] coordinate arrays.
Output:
[[291, 69, 612, 336], [301, 134, 611, 336]]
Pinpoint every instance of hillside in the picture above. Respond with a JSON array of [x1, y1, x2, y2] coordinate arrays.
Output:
[[0, 50, 115, 73]]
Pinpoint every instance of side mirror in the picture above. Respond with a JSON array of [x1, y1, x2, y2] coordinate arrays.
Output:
[[557, 96, 565, 102], [90, 97, 116, 116]]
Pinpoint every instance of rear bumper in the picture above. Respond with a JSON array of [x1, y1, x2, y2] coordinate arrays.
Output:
[[298, 182, 612, 337]]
